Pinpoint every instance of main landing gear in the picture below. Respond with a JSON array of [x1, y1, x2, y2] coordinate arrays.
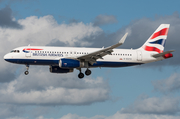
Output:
[[78, 68, 92, 79], [24, 64, 29, 75], [85, 69, 91, 76]]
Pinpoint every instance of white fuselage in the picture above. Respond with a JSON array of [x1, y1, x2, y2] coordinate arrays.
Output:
[[4, 46, 160, 68]]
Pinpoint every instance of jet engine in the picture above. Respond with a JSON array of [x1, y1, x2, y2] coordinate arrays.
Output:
[[59, 58, 84, 68], [49, 66, 73, 73]]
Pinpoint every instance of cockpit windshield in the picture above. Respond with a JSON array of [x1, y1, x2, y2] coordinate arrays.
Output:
[[11, 50, 20, 53]]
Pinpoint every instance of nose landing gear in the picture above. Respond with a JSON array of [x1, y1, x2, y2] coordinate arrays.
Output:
[[24, 71, 29, 75], [24, 65, 29, 75]]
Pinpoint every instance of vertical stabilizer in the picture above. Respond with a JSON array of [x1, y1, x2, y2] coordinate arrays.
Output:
[[141, 24, 170, 53]]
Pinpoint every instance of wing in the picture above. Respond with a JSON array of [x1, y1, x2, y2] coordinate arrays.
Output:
[[77, 33, 128, 65]]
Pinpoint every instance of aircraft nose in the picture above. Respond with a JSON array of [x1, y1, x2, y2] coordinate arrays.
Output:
[[4, 54, 10, 61]]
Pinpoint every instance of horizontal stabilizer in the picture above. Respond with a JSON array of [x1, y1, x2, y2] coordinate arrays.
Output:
[[152, 50, 175, 58]]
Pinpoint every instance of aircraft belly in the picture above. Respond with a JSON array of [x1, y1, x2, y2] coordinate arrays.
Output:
[[90, 61, 143, 67], [5, 59, 59, 65]]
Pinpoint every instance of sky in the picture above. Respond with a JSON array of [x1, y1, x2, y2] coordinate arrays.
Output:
[[0, 0, 180, 119]]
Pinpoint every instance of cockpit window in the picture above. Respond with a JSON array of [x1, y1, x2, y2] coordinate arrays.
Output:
[[11, 50, 20, 53]]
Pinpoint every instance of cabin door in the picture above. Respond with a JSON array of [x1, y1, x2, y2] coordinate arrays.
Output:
[[25, 48, 31, 57], [137, 50, 142, 61]]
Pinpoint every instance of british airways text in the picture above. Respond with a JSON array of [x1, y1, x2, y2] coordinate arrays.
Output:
[[33, 53, 63, 57]]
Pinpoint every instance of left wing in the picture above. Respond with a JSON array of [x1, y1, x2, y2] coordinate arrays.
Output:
[[77, 33, 128, 65]]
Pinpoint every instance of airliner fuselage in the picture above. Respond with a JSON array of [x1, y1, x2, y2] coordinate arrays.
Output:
[[4, 46, 146, 66], [4, 24, 174, 78]]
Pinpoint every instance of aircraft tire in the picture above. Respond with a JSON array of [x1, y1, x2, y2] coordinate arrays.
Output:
[[24, 71, 29, 75], [85, 69, 91, 76], [78, 73, 84, 79]]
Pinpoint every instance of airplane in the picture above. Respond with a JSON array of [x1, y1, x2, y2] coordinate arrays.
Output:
[[4, 24, 174, 79]]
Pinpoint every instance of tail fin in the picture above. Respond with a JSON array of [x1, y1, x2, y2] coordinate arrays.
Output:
[[141, 24, 170, 53]]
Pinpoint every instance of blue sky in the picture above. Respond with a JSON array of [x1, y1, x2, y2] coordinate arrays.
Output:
[[0, 0, 180, 119], [5, 0, 180, 31]]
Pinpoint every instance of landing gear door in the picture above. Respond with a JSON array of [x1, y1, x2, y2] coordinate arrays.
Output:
[[25, 48, 31, 57], [137, 50, 142, 61]]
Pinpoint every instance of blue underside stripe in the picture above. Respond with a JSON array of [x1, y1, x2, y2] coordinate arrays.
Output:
[[5, 59, 143, 67]]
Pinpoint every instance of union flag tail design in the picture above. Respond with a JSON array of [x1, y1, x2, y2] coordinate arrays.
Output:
[[141, 24, 170, 53]]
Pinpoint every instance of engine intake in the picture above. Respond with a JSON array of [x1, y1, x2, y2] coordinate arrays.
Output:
[[50, 66, 73, 73]]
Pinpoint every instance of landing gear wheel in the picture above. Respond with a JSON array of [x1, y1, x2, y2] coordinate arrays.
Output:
[[24, 71, 29, 75], [85, 69, 91, 76], [78, 73, 84, 79], [24, 64, 29, 75]]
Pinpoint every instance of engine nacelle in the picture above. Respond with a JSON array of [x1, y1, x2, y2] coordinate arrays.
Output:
[[59, 58, 84, 68], [49, 66, 73, 73]]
